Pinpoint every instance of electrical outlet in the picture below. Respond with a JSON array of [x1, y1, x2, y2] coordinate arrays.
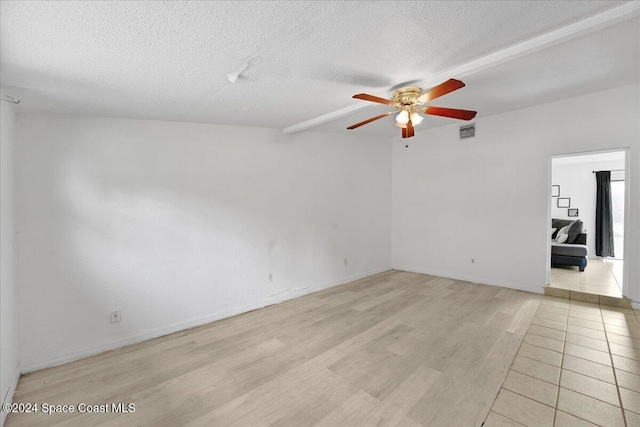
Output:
[[268, 273, 273, 283], [344, 258, 348, 266], [110, 310, 121, 323]]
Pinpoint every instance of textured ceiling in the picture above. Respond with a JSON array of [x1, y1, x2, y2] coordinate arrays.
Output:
[[1, 1, 639, 134], [316, 15, 640, 136]]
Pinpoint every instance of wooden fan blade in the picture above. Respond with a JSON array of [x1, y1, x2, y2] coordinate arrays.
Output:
[[417, 79, 465, 104], [353, 93, 396, 106], [406, 119, 414, 138], [402, 127, 407, 138], [424, 106, 477, 121], [347, 112, 393, 130]]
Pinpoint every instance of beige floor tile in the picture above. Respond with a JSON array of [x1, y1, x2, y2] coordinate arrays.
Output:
[[616, 369, 640, 393], [598, 289, 624, 298], [559, 370, 620, 406], [569, 304, 600, 315], [606, 318, 640, 330], [565, 333, 608, 352], [550, 269, 578, 278], [603, 316, 640, 328], [502, 370, 558, 407], [531, 317, 567, 332], [524, 334, 564, 353], [602, 306, 635, 315], [550, 278, 579, 286], [619, 387, 640, 415], [577, 308, 606, 319], [549, 271, 580, 288], [551, 270, 579, 277], [602, 310, 636, 322], [545, 287, 573, 298], [607, 333, 640, 349], [518, 343, 563, 368], [484, 411, 525, 427], [551, 281, 579, 291], [567, 317, 604, 331], [528, 325, 566, 342], [569, 308, 602, 321], [566, 325, 606, 341], [593, 287, 624, 298], [571, 291, 600, 304], [511, 355, 561, 385], [535, 311, 568, 324], [562, 355, 615, 384], [625, 409, 640, 426], [491, 389, 554, 427], [556, 388, 624, 427], [570, 299, 601, 309], [568, 310, 602, 322], [580, 286, 621, 297], [550, 279, 578, 286], [581, 286, 620, 297], [578, 269, 617, 279], [553, 411, 598, 426], [564, 343, 612, 366], [582, 263, 613, 274], [609, 342, 640, 361], [579, 276, 619, 286], [606, 324, 640, 340], [613, 354, 640, 375]]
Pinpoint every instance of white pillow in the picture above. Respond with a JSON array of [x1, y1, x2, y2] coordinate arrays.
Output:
[[557, 225, 569, 236], [557, 233, 569, 244]]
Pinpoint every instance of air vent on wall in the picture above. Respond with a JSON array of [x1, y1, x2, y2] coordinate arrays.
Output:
[[460, 123, 475, 139]]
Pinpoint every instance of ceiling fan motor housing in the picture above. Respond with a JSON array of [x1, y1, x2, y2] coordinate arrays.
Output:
[[392, 87, 423, 106]]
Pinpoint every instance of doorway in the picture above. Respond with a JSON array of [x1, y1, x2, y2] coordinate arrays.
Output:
[[548, 150, 628, 298]]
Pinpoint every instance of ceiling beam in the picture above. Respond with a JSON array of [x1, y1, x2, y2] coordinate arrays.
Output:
[[283, 1, 640, 135]]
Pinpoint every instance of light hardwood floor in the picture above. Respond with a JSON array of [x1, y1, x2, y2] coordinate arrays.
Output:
[[6, 270, 541, 427]]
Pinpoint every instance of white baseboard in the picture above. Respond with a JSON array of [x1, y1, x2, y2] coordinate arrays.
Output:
[[1, 365, 21, 427], [392, 265, 543, 295], [20, 266, 392, 373]]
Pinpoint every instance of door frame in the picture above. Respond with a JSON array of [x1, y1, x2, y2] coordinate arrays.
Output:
[[546, 147, 631, 296]]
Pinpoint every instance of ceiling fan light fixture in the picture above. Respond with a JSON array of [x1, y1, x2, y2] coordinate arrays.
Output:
[[396, 110, 409, 125], [410, 112, 423, 125]]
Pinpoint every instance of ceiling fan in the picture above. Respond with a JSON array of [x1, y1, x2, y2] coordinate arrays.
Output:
[[347, 79, 477, 138]]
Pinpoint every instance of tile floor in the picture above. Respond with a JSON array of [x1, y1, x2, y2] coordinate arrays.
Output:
[[550, 258, 623, 298], [486, 295, 640, 426]]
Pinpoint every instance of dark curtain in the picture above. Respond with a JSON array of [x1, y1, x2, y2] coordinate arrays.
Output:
[[595, 171, 615, 257]]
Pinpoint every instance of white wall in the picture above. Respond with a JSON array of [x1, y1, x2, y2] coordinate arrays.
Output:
[[1, 101, 19, 425], [15, 114, 392, 371], [551, 156, 625, 257], [392, 84, 640, 299]]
